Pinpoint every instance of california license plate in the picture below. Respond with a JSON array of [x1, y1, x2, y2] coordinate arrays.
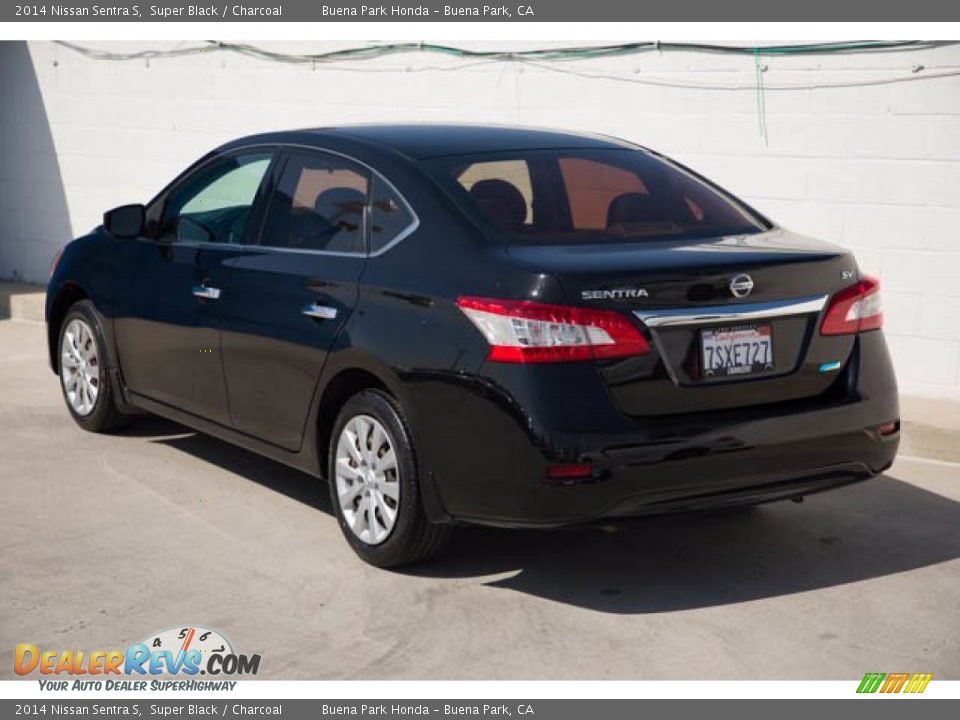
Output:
[[701, 324, 774, 378]]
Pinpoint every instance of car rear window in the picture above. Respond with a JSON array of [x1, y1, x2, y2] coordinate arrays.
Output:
[[426, 148, 770, 244]]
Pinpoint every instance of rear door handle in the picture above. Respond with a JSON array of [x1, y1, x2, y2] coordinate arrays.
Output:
[[302, 303, 338, 320], [192, 285, 221, 300]]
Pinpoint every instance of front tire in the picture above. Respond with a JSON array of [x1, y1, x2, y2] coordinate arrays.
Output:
[[58, 300, 130, 433], [328, 390, 451, 568]]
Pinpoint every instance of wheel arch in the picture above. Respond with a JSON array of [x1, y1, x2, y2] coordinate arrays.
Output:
[[311, 355, 451, 524], [47, 282, 89, 373], [315, 365, 393, 479]]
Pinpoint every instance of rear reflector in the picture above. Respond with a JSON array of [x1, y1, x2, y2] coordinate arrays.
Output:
[[820, 276, 883, 336], [456, 296, 649, 363], [545, 463, 594, 480], [877, 421, 899, 436]]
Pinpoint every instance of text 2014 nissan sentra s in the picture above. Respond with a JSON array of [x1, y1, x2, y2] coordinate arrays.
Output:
[[46, 125, 899, 567]]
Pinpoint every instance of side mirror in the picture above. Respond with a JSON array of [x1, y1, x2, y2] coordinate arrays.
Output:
[[103, 204, 145, 238]]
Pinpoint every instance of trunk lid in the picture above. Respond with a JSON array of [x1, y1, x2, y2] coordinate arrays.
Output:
[[506, 229, 861, 416]]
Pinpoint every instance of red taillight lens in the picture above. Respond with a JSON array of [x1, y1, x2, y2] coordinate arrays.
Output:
[[820, 276, 883, 336], [546, 463, 594, 480], [456, 296, 649, 363]]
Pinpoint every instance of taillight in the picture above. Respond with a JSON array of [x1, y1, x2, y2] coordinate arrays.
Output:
[[456, 296, 649, 363], [820, 276, 883, 336], [545, 463, 594, 480], [545, 463, 594, 484]]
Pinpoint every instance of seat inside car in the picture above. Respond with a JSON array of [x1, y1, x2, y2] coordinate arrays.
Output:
[[606, 191, 667, 228], [469, 179, 527, 232], [272, 187, 365, 251], [310, 187, 365, 251]]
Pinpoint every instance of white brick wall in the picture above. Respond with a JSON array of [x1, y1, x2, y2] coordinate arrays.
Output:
[[2, 40, 959, 399]]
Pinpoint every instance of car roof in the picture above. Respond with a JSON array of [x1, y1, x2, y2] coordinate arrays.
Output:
[[222, 124, 639, 161]]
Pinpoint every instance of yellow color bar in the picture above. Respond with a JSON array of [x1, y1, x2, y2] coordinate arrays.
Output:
[[905, 673, 933, 694]]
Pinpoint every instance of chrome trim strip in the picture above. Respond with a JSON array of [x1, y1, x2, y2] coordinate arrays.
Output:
[[634, 294, 828, 328], [168, 239, 365, 258]]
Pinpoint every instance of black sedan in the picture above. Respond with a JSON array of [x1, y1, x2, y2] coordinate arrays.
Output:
[[47, 125, 899, 566]]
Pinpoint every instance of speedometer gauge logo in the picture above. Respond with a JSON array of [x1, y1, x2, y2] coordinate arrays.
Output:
[[142, 626, 234, 660]]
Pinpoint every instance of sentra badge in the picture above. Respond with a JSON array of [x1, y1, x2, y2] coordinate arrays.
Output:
[[582, 288, 649, 300]]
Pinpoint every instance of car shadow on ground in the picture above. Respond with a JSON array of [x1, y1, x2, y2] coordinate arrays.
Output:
[[423, 475, 960, 614], [142, 419, 960, 614], [136, 417, 333, 513]]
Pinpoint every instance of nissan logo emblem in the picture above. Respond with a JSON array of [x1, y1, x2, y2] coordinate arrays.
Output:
[[729, 273, 754, 298]]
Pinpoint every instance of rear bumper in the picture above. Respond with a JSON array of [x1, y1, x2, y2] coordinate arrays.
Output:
[[601, 464, 875, 517], [461, 429, 896, 528], [407, 332, 899, 527]]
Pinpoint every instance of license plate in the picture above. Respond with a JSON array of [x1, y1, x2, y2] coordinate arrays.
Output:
[[701, 324, 774, 378]]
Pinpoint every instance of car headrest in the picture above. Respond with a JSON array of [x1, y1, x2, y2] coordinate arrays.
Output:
[[606, 192, 664, 228], [314, 187, 366, 229], [469, 179, 526, 233]]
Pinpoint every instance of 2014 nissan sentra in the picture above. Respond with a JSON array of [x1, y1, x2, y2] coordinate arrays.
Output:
[[47, 125, 899, 566]]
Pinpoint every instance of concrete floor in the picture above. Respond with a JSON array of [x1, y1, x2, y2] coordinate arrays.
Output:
[[1, 318, 958, 680]]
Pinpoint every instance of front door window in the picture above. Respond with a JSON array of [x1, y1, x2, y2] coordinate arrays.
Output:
[[158, 153, 272, 245]]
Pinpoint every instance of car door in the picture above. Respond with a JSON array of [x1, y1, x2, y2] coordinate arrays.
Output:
[[114, 150, 276, 425], [205, 148, 372, 450]]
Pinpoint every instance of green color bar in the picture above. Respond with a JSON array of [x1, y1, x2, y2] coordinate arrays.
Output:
[[857, 673, 885, 693]]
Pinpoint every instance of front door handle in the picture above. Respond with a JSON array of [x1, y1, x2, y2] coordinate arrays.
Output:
[[192, 285, 221, 300], [302, 303, 338, 320]]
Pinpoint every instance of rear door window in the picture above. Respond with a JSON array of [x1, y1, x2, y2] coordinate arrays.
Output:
[[260, 151, 370, 254], [369, 175, 417, 254]]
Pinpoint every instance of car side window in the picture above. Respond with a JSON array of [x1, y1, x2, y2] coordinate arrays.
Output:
[[369, 175, 416, 254], [260, 151, 369, 254], [158, 153, 272, 245]]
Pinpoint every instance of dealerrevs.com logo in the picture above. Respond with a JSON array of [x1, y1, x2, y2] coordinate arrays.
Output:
[[14, 626, 261, 690]]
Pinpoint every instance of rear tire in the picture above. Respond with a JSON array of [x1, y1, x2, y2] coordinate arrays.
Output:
[[58, 300, 130, 433], [328, 389, 451, 568]]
